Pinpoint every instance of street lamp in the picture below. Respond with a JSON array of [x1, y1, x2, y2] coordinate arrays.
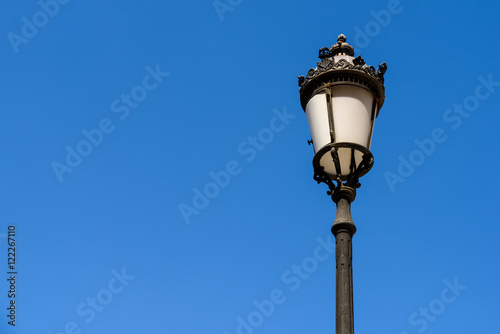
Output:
[[298, 34, 387, 334]]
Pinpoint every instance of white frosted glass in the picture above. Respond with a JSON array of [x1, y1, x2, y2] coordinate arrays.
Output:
[[305, 93, 330, 153], [337, 148, 364, 177], [319, 152, 336, 177], [368, 116, 376, 149], [318, 147, 365, 180], [331, 85, 373, 148]]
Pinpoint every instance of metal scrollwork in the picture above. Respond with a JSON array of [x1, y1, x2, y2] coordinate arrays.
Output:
[[298, 75, 305, 87], [313, 166, 337, 196], [298, 57, 386, 89], [318, 47, 330, 59], [376, 62, 387, 83], [352, 55, 365, 66], [377, 62, 387, 75]]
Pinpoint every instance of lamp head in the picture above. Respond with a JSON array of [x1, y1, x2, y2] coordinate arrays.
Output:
[[298, 35, 387, 183]]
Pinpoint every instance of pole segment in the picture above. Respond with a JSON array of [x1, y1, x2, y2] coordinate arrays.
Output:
[[331, 186, 357, 334]]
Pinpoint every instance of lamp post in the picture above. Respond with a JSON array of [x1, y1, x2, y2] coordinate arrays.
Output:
[[298, 34, 387, 334]]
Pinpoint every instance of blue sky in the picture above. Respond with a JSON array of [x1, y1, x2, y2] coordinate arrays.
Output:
[[1, 0, 500, 333]]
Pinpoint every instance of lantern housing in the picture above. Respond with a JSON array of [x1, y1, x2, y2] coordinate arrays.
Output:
[[299, 34, 387, 185]]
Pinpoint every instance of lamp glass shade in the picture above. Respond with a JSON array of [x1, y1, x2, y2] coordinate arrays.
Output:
[[305, 93, 330, 153], [305, 84, 378, 180], [331, 85, 375, 148]]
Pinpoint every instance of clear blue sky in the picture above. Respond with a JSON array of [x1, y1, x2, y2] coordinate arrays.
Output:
[[1, 1, 499, 333]]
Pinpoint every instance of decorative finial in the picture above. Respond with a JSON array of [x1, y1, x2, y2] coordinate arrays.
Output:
[[330, 34, 354, 57]]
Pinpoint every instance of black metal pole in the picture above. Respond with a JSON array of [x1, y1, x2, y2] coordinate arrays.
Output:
[[331, 186, 357, 334]]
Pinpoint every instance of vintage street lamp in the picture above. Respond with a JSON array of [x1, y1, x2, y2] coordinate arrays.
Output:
[[298, 34, 387, 334]]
